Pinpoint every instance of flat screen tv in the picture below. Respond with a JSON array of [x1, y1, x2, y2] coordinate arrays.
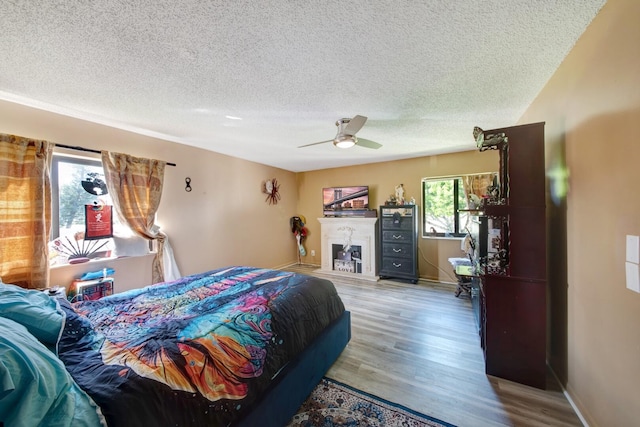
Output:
[[323, 186, 369, 216]]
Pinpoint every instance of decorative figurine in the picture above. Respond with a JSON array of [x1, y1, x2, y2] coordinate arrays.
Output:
[[395, 184, 405, 204]]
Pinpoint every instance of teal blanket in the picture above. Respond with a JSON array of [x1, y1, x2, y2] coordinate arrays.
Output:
[[0, 313, 105, 426]]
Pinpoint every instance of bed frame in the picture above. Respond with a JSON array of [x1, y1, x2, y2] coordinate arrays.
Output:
[[237, 310, 351, 427]]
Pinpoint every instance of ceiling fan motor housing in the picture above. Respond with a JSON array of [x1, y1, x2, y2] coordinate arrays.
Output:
[[336, 118, 351, 128]]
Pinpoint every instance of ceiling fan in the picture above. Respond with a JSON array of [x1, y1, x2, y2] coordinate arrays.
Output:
[[298, 115, 382, 150]]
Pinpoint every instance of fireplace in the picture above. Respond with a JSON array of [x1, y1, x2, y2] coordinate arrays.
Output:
[[317, 217, 378, 281]]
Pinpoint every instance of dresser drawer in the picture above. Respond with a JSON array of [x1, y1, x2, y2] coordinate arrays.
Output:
[[381, 217, 414, 230], [382, 230, 413, 243], [381, 243, 412, 258], [381, 257, 415, 274]]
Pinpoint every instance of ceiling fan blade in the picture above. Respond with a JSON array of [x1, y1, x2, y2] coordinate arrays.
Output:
[[343, 115, 367, 136], [298, 140, 333, 148], [356, 138, 383, 149]]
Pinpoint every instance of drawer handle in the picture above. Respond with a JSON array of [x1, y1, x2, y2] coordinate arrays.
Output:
[[393, 262, 402, 268], [393, 248, 402, 253], [392, 235, 403, 239]]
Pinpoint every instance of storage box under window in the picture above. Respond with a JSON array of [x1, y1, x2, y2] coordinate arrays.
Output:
[[68, 277, 114, 302]]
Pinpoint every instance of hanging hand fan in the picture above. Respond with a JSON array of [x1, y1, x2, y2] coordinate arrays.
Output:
[[298, 115, 382, 149]]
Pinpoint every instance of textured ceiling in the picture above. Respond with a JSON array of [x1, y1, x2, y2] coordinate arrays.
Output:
[[1, 1, 605, 172]]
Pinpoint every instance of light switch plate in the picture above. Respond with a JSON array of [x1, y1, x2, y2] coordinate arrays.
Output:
[[626, 235, 640, 264], [626, 262, 640, 293]]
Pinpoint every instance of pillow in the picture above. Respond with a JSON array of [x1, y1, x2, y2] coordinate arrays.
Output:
[[0, 317, 106, 426], [112, 233, 150, 257], [0, 283, 63, 345]]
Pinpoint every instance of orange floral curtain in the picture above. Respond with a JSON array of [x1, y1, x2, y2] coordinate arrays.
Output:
[[0, 134, 54, 288], [101, 151, 167, 284]]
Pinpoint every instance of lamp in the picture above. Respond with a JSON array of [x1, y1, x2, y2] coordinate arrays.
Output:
[[333, 135, 356, 149]]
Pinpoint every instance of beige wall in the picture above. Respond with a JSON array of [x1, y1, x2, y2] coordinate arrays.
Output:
[[296, 150, 498, 284], [0, 99, 300, 289], [519, 0, 640, 425]]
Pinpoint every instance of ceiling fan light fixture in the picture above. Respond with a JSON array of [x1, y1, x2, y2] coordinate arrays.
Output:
[[298, 115, 381, 150], [334, 135, 356, 149]]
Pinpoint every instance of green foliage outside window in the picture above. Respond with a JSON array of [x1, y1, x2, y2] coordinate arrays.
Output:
[[58, 164, 102, 230], [52, 156, 109, 240], [422, 177, 469, 237]]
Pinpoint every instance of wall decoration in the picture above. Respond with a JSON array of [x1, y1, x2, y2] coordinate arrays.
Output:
[[51, 235, 109, 263], [81, 172, 108, 195], [263, 178, 281, 205], [85, 204, 113, 239]]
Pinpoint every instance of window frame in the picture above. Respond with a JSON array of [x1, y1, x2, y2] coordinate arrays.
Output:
[[421, 176, 467, 239], [50, 154, 105, 240], [421, 172, 497, 239]]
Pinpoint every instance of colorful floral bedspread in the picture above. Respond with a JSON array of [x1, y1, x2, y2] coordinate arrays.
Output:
[[57, 266, 345, 426]]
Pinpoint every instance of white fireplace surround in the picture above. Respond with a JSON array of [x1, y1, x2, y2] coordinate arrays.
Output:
[[317, 217, 378, 281]]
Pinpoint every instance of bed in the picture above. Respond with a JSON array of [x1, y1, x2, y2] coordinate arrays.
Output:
[[0, 266, 351, 427]]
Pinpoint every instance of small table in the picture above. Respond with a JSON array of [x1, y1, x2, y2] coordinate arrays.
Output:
[[448, 257, 473, 297]]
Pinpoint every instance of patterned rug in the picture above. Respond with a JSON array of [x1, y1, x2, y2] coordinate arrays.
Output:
[[287, 377, 456, 427]]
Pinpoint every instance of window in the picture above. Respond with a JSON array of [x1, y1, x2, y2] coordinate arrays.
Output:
[[422, 173, 498, 238], [50, 154, 124, 262], [422, 177, 468, 238], [52, 155, 102, 239]]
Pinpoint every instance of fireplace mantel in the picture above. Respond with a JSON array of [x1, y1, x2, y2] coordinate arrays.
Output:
[[317, 217, 378, 281]]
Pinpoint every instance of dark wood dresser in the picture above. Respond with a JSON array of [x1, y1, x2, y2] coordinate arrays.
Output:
[[378, 204, 419, 283]]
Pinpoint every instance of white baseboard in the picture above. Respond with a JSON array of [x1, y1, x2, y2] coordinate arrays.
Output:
[[549, 366, 589, 427], [279, 262, 320, 269]]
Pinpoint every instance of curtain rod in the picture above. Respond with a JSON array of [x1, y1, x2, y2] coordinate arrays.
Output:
[[55, 143, 177, 167]]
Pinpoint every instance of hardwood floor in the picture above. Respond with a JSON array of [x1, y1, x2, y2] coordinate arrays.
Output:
[[283, 264, 582, 427]]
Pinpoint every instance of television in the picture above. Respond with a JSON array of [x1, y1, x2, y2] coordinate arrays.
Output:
[[323, 186, 370, 217]]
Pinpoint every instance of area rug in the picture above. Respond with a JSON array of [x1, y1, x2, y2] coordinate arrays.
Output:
[[287, 377, 456, 427]]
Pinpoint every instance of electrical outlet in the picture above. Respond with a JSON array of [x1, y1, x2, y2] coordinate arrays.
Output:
[[311, 250, 316, 257]]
